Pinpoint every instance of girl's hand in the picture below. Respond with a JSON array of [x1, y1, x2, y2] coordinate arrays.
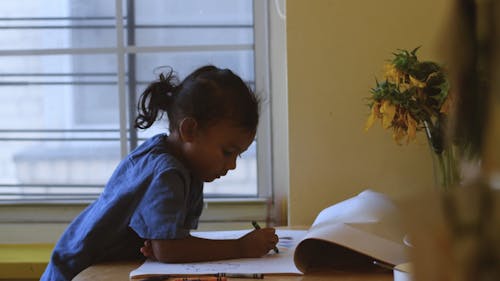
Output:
[[238, 228, 279, 258], [140, 240, 157, 260]]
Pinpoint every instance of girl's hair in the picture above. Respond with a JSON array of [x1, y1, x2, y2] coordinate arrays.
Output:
[[135, 65, 259, 133]]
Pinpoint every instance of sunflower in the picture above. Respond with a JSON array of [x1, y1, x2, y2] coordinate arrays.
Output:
[[365, 47, 450, 148]]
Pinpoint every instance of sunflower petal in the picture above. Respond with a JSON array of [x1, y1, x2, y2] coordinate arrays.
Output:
[[409, 76, 426, 88], [392, 127, 405, 145], [365, 107, 377, 131], [384, 64, 398, 83], [380, 100, 396, 129], [406, 114, 417, 143]]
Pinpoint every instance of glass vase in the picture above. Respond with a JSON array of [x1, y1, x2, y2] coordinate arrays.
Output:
[[428, 143, 461, 192], [424, 120, 461, 192]]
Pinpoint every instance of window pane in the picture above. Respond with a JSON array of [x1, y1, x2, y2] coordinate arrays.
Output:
[[0, 0, 260, 201], [134, 0, 253, 25], [0, 54, 120, 127], [0, 0, 117, 50], [0, 52, 121, 200], [130, 0, 253, 47], [134, 51, 254, 82], [134, 28, 253, 47], [0, 135, 121, 201]]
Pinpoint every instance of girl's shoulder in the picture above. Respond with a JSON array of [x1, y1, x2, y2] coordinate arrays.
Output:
[[129, 134, 187, 173]]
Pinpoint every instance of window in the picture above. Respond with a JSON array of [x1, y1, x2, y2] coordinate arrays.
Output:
[[0, 0, 271, 203]]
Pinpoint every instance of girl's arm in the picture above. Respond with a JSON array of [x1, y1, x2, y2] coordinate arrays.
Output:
[[146, 228, 278, 263]]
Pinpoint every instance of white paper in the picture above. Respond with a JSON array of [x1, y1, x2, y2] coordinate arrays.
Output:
[[131, 190, 409, 277], [130, 229, 307, 279], [294, 189, 409, 272], [312, 190, 399, 226]]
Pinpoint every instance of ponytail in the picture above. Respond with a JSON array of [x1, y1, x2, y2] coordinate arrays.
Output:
[[135, 64, 259, 134], [135, 69, 179, 129]]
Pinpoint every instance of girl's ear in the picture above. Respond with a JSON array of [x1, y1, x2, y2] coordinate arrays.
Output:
[[179, 117, 198, 142]]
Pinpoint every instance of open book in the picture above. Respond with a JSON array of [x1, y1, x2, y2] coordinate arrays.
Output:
[[293, 189, 409, 272], [130, 190, 409, 278]]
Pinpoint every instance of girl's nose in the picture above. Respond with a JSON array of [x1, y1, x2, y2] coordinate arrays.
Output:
[[226, 156, 237, 170]]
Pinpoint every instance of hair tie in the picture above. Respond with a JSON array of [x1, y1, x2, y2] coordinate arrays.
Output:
[[159, 73, 166, 81]]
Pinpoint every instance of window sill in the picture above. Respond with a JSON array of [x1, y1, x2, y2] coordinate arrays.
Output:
[[0, 198, 270, 243], [0, 243, 53, 280]]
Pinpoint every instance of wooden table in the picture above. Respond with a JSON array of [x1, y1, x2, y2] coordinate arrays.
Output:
[[73, 260, 393, 281]]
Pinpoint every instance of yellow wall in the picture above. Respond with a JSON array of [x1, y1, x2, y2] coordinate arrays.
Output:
[[286, 0, 454, 225]]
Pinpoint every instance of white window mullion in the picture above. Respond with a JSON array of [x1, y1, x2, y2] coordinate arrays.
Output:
[[254, 0, 272, 199], [115, 0, 128, 157]]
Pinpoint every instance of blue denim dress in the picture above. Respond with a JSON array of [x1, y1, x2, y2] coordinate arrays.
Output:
[[40, 134, 204, 281]]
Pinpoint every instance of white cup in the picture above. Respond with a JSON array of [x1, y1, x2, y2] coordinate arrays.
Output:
[[393, 262, 413, 281]]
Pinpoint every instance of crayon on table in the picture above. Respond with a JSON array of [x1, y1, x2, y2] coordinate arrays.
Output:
[[171, 277, 226, 281], [142, 273, 263, 281], [251, 221, 279, 253], [217, 273, 264, 279]]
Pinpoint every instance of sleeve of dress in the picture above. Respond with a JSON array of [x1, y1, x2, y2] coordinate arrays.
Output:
[[129, 169, 191, 239], [185, 180, 204, 229]]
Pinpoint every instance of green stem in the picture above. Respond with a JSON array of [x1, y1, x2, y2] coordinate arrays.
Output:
[[436, 152, 448, 191]]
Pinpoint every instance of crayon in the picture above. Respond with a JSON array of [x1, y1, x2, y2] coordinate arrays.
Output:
[[171, 277, 226, 281], [217, 273, 264, 279], [143, 273, 263, 281]]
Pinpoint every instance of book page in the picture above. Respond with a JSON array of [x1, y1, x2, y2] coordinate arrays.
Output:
[[131, 190, 410, 277], [130, 229, 307, 279], [294, 190, 410, 272]]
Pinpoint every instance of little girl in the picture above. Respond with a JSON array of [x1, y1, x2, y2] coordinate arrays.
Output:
[[41, 65, 279, 281]]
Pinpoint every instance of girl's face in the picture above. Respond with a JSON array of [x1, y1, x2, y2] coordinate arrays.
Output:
[[184, 119, 255, 182]]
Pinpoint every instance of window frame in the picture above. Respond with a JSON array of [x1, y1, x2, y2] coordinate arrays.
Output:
[[0, 0, 273, 242]]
